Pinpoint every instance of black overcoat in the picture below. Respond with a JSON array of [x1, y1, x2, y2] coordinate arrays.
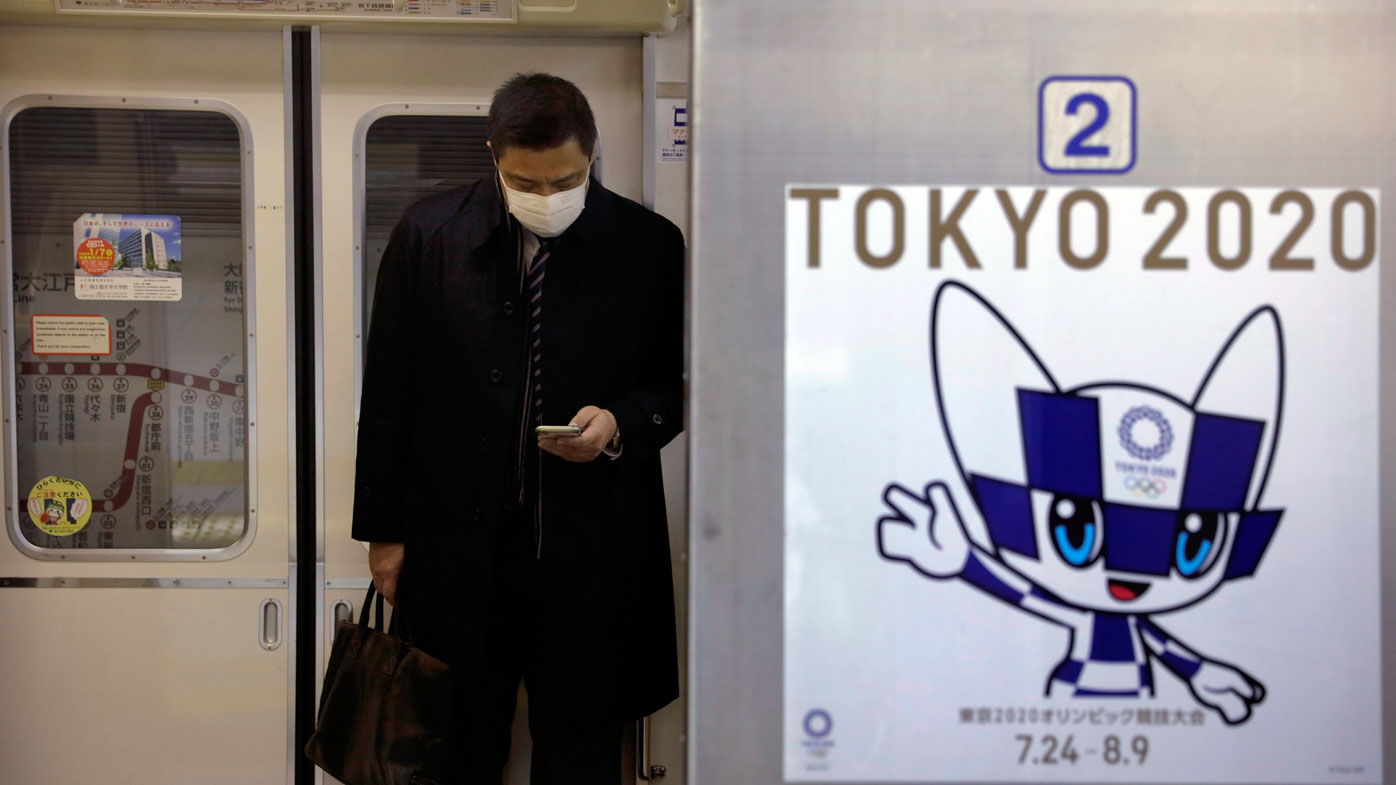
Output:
[[350, 176, 684, 720]]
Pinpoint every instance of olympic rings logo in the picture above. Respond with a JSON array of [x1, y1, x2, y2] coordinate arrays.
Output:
[[1118, 406, 1174, 461], [803, 709, 833, 739], [1125, 475, 1168, 499]]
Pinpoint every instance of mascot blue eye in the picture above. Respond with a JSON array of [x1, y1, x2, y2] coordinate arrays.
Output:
[[1049, 494, 1102, 568], [1174, 510, 1224, 578]]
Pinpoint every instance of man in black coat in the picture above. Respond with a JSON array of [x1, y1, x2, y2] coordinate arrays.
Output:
[[350, 73, 684, 783]]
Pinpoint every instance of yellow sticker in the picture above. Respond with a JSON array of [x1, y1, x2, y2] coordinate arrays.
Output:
[[27, 476, 93, 537]]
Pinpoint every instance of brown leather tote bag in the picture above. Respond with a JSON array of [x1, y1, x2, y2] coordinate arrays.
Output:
[[305, 584, 453, 785]]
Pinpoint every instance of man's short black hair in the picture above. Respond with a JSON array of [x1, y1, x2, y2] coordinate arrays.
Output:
[[487, 73, 598, 159]]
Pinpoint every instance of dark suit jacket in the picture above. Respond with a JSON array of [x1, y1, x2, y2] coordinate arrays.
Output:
[[350, 176, 684, 719]]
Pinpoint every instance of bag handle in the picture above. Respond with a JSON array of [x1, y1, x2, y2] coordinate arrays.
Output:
[[356, 580, 417, 644], [351, 581, 418, 674], [357, 584, 386, 632], [386, 585, 416, 645]]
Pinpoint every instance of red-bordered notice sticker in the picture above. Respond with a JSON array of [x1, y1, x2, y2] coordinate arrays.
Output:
[[31, 314, 112, 356]]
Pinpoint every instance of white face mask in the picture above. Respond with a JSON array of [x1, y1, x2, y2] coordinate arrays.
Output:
[[500, 169, 589, 238]]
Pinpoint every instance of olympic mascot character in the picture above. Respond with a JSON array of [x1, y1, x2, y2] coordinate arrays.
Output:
[[877, 281, 1284, 725]]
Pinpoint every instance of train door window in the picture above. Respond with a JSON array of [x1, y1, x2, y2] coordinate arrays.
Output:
[[359, 111, 493, 366], [4, 102, 253, 558]]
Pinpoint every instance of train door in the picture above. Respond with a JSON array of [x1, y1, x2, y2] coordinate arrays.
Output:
[[0, 25, 295, 785], [316, 22, 690, 784]]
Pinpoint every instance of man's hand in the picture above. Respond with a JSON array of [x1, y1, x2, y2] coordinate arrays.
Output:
[[539, 405, 617, 462], [369, 542, 405, 606]]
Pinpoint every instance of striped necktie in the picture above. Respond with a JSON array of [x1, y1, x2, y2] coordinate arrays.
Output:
[[518, 238, 553, 558], [526, 238, 553, 425]]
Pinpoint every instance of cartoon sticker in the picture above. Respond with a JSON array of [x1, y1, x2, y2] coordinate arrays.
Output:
[[27, 476, 93, 537]]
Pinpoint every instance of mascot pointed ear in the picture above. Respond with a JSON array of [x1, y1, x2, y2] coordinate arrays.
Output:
[[932, 282, 1057, 490], [1191, 306, 1285, 509]]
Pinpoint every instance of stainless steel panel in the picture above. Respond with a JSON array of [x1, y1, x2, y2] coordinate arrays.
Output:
[[689, 1, 1395, 782]]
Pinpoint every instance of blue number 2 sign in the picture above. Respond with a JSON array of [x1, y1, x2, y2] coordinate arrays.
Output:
[[1039, 76, 1137, 174]]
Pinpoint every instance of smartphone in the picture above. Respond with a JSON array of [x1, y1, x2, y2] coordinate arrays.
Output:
[[535, 425, 583, 437]]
